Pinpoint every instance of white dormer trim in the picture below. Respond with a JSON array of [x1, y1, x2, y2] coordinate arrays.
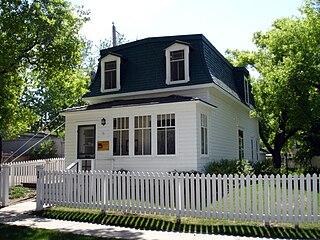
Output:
[[244, 76, 249, 105], [165, 43, 190, 85], [101, 54, 121, 93]]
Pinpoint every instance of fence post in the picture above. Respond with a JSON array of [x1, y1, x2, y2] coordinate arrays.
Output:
[[36, 165, 44, 211], [2, 165, 10, 206]]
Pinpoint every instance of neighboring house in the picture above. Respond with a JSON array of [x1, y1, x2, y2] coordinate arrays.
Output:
[[61, 34, 259, 172], [2, 132, 64, 163]]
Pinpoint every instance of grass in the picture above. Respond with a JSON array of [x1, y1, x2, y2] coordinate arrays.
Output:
[[9, 186, 35, 200], [0, 223, 123, 240], [36, 206, 320, 239]]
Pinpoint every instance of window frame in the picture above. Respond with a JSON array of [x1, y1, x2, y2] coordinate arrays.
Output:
[[165, 43, 190, 85], [157, 113, 176, 155], [101, 54, 121, 93], [200, 114, 208, 155], [77, 124, 96, 159]]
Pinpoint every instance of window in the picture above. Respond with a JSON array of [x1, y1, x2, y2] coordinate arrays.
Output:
[[165, 43, 190, 85], [81, 160, 92, 171], [78, 125, 95, 159], [244, 76, 249, 104], [135, 116, 151, 155], [113, 117, 129, 156], [238, 129, 244, 160], [170, 50, 185, 81], [201, 114, 208, 155], [104, 61, 116, 89], [157, 114, 175, 155], [101, 54, 121, 92]]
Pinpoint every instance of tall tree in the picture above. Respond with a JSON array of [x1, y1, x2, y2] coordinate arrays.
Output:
[[0, 0, 90, 161], [226, 0, 320, 168]]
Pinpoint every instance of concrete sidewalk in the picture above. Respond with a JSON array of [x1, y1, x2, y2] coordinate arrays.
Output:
[[0, 201, 279, 240]]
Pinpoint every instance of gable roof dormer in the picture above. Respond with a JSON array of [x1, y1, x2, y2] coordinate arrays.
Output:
[[100, 53, 121, 93]]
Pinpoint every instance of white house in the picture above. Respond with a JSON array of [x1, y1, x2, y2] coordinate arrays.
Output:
[[61, 34, 259, 172]]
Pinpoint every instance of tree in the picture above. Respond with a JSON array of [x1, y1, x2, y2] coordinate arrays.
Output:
[[226, 0, 320, 168]]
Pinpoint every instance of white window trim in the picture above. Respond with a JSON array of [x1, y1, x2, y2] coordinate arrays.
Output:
[[101, 54, 121, 93], [165, 43, 190, 85]]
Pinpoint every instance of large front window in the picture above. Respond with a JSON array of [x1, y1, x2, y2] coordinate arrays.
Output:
[[201, 114, 208, 155], [113, 117, 129, 156], [135, 115, 151, 155], [157, 114, 175, 155], [78, 125, 95, 159]]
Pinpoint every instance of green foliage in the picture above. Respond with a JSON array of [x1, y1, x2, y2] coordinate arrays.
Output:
[[30, 140, 58, 159], [226, 0, 320, 168], [9, 186, 35, 199], [252, 159, 278, 175], [203, 159, 254, 176], [0, 0, 90, 139]]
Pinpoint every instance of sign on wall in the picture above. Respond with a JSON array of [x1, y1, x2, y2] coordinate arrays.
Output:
[[97, 141, 109, 151]]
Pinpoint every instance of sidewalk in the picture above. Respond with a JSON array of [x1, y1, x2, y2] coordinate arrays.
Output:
[[0, 201, 279, 240]]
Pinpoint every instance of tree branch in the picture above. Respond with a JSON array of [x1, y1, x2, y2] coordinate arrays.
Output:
[[259, 122, 274, 154]]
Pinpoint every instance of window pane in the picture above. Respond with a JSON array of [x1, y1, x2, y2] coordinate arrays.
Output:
[[113, 131, 120, 156], [105, 61, 116, 70], [157, 128, 165, 154], [135, 129, 142, 155], [178, 60, 185, 80], [171, 61, 178, 81], [167, 128, 175, 154], [121, 130, 129, 155], [143, 129, 151, 155]]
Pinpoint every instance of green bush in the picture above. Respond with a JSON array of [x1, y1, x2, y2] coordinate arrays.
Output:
[[252, 159, 278, 175], [30, 140, 58, 159], [203, 159, 254, 176]]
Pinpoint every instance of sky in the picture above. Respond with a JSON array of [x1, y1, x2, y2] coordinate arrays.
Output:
[[71, 0, 304, 55]]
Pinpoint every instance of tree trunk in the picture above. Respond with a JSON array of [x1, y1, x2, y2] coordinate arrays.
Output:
[[272, 148, 282, 169]]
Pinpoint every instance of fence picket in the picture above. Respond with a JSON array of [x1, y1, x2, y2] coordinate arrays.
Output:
[[234, 175, 239, 220], [306, 174, 312, 223]]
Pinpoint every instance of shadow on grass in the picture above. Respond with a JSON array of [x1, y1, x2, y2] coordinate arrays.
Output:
[[36, 209, 320, 239]]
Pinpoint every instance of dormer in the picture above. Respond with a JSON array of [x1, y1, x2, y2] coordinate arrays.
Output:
[[100, 53, 121, 93], [165, 41, 190, 85]]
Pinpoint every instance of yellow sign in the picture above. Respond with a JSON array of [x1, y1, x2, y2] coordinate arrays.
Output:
[[97, 141, 109, 151]]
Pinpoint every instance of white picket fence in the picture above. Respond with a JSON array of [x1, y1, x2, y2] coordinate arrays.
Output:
[[5, 158, 65, 186], [36, 168, 320, 226]]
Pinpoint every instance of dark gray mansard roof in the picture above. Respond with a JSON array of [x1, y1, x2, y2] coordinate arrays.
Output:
[[83, 34, 253, 105]]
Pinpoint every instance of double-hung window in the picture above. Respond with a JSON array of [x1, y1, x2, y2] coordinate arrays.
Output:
[[170, 50, 185, 81], [201, 114, 208, 155], [104, 61, 117, 89], [101, 54, 121, 92], [135, 115, 152, 155], [157, 114, 175, 155], [113, 117, 129, 156], [238, 129, 244, 160], [165, 43, 190, 85]]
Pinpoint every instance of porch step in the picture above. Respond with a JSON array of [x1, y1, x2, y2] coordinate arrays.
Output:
[[22, 182, 37, 189]]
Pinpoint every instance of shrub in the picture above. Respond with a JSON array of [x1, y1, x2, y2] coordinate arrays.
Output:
[[252, 159, 278, 175], [30, 140, 58, 159], [203, 159, 254, 176]]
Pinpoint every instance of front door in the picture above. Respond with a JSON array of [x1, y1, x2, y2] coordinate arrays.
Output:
[[77, 125, 96, 171]]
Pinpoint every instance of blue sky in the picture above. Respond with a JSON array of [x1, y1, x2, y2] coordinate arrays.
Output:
[[71, 0, 303, 54]]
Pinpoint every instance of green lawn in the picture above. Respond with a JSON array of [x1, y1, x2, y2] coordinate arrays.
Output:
[[0, 223, 124, 240], [36, 207, 320, 239]]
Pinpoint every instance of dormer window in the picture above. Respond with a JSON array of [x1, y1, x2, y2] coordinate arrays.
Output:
[[165, 43, 190, 85], [244, 76, 249, 105], [101, 54, 121, 92]]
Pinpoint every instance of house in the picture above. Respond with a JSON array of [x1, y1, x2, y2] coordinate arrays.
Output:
[[61, 34, 259, 172]]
